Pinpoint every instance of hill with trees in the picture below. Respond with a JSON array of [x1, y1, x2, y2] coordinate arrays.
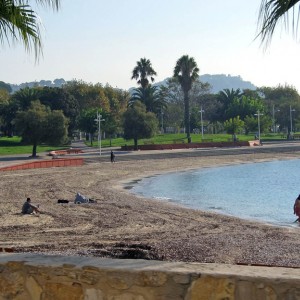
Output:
[[5, 74, 256, 94]]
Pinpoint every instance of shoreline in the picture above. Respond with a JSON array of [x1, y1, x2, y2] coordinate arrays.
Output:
[[0, 150, 300, 267], [122, 157, 299, 229]]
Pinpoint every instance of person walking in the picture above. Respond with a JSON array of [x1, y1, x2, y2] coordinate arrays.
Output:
[[110, 151, 115, 163], [294, 194, 300, 222]]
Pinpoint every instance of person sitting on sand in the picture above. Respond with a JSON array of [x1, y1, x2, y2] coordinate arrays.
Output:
[[22, 197, 40, 214], [293, 194, 300, 222]]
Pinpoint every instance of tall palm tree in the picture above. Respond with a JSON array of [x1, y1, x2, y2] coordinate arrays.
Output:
[[173, 55, 199, 143], [0, 0, 60, 60], [258, 0, 300, 47], [131, 58, 157, 89]]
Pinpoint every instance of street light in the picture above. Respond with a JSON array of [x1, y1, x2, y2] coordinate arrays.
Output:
[[290, 105, 295, 134], [272, 105, 280, 133], [160, 109, 164, 134], [199, 106, 205, 138], [254, 110, 264, 145], [94, 111, 105, 156]]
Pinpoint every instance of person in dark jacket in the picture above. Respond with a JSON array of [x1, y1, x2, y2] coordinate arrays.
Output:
[[110, 151, 115, 163], [22, 198, 39, 214]]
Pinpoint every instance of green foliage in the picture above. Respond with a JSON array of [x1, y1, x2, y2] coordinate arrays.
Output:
[[0, 81, 12, 93], [77, 108, 99, 145], [226, 95, 265, 120], [173, 55, 199, 142], [224, 116, 245, 134], [14, 101, 68, 156], [0, 0, 61, 60], [123, 102, 158, 149], [38, 86, 79, 136], [258, 0, 300, 47], [129, 85, 167, 114], [260, 85, 300, 132], [244, 115, 258, 134], [131, 58, 157, 89]]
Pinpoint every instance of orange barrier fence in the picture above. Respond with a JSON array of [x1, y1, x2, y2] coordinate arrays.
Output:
[[0, 158, 84, 172]]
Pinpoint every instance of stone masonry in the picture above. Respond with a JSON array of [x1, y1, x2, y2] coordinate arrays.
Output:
[[0, 254, 300, 299]]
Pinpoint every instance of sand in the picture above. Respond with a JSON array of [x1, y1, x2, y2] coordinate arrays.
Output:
[[1, 150, 300, 267]]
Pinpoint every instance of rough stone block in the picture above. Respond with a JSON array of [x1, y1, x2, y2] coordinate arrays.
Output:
[[186, 276, 235, 300]]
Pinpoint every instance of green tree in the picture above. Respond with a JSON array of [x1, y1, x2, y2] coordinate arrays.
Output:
[[224, 116, 245, 135], [0, 0, 60, 59], [259, 85, 300, 132], [226, 95, 265, 120], [131, 58, 157, 89], [129, 85, 167, 114], [123, 102, 158, 150], [0, 81, 12, 93], [77, 108, 99, 145], [14, 100, 68, 157], [244, 115, 259, 134], [173, 55, 199, 143], [38, 86, 79, 137], [258, 0, 300, 47], [12, 86, 40, 110]]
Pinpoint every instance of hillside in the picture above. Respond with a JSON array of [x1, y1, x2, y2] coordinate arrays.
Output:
[[5, 74, 256, 94]]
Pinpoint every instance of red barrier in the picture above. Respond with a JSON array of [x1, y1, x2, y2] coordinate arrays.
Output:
[[121, 141, 250, 151], [0, 158, 84, 172]]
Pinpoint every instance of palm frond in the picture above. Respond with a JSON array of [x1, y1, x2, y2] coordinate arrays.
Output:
[[257, 0, 300, 48]]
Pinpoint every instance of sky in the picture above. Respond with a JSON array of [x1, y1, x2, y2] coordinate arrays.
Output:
[[1, 0, 300, 92]]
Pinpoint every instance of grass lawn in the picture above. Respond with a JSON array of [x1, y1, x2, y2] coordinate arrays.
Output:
[[90, 133, 287, 148], [0, 137, 68, 156]]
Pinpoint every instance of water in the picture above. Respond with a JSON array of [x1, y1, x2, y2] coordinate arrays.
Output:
[[130, 159, 300, 226]]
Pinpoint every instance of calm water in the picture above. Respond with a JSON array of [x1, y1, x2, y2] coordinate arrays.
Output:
[[130, 159, 300, 226]]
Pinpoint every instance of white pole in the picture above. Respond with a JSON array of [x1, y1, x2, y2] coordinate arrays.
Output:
[[290, 105, 295, 134], [255, 110, 263, 145], [95, 112, 105, 156], [100, 114, 102, 156], [199, 106, 204, 138], [272, 105, 275, 133]]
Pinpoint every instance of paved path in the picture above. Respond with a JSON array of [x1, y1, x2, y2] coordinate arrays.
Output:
[[1, 140, 300, 168]]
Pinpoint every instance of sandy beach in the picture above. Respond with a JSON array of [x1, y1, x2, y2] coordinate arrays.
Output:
[[1, 150, 300, 267]]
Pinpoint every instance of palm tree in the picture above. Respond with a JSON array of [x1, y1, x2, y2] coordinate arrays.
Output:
[[218, 88, 242, 107], [173, 55, 199, 143], [258, 0, 300, 47], [131, 58, 157, 89], [129, 85, 167, 114], [0, 0, 60, 60]]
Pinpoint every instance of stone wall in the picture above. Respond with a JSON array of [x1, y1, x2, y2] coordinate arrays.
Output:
[[0, 254, 300, 299]]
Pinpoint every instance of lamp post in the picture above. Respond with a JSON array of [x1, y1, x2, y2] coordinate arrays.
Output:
[[94, 112, 105, 156], [272, 105, 280, 133], [254, 110, 264, 145], [199, 106, 205, 138], [160, 110, 164, 134], [290, 105, 295, 134]]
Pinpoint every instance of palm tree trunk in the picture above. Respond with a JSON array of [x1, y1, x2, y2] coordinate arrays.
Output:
[[184, 91, 191, 143], [32, 142, 37, 157], [134, 138, 138, 150]]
